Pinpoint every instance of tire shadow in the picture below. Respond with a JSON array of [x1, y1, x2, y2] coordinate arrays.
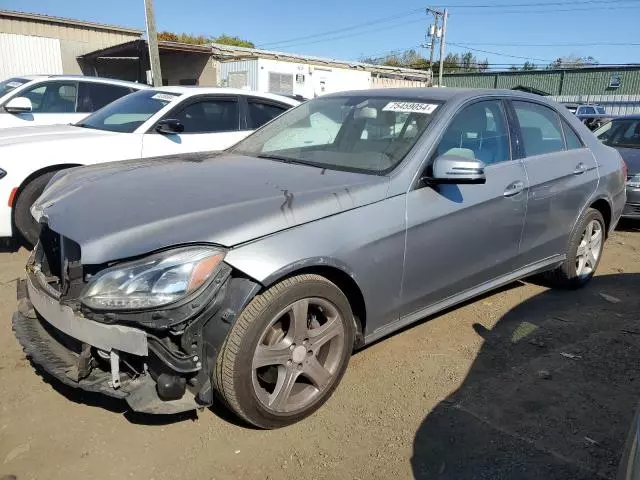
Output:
[[411, 273, 640, 480]]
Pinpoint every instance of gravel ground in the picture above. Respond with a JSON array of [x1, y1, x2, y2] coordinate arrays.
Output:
[[0, 222, 639, 480]]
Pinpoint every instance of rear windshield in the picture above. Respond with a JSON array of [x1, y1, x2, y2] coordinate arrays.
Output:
[[594, 118, 640, 149], [0, 77, 29, 98], [232, 95, 440, 174], [75, 90, 181, 133]]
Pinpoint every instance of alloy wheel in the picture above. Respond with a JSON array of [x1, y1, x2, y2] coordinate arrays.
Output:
[[575, 219, 603, 278], [251, 297, 346, 414]]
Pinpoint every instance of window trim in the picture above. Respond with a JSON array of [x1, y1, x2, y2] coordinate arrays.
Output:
[[4, 79, 80, 113], [149, 94, 241, 134], [507, 99, 570, 159], [243, 96, 292, 131]]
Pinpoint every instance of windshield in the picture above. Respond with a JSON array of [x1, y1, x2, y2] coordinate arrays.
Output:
[[0, 77, 29, 98], [76, 90, 181, 133], [232, 96, 440, 173], [595, 118, 640, 149], [596, 106, 606, 115]]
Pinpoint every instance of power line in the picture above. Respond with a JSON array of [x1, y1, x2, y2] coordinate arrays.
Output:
[[434, 0, 640, 8], [456, 4, 640, 14], [448, 42, 640, 47], [447, 42, 555, 62], [257, 7, 424, 48]]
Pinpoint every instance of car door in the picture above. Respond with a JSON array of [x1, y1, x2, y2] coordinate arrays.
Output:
[[509, 100, 598, 265], [142, 95, 245, 156], [0, 80, 85, 128], [401, 99, 528, 318]]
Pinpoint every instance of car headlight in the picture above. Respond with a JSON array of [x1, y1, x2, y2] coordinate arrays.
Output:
[[81, 246, 225, 311], [628, 174, 640, 189]]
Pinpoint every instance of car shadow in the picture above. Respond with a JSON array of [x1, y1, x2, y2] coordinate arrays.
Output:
[[616, 218, 640, 232], [411, 273, 640, 480], [0, 237, 22, 253]]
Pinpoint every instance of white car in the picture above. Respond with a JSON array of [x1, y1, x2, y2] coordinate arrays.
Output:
[[0, 75, 148, 129], [0, 87, 299, 245]]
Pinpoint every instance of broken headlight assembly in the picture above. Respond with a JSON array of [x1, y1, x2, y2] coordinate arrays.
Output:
[[81, 246, 226, 311]]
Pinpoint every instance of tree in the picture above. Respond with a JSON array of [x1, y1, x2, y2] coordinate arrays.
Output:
[[548, 55, 598, 69], [157, 31, 254, 48], [522, 61, 537, 71]]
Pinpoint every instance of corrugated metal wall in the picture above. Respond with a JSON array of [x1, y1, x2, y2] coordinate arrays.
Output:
[[496, 71, 563, 94], [443, 68, 640, 96], [370, 76, 429, 88], [0, 33, 63, 77], [0, 16, 141, 74], [219, 60, 259, 90], [552, 94, 640, 115]]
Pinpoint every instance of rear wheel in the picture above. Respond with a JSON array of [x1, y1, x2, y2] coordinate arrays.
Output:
[[214, 274, 355, 429], [542, 208, 605, 289], [13, 171, 57, 248]]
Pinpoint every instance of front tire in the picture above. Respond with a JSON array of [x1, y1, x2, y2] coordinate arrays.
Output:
[[213, 274, 355, 429], [542, 208, 605, 289], [13, 171, 57, 248]]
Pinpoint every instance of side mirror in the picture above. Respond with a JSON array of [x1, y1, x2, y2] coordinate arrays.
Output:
[[155, 119, 184, 134], [429, 153, 486, 184], [4, 97, 33, 114]]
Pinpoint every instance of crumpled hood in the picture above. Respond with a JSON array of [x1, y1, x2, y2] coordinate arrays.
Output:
[[34, 153, 390, 264], [0, 124, 113, 147]]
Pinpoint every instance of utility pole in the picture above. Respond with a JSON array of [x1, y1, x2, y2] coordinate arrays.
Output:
[[438, 8, 448, 87], [144, 0, 162, 86]]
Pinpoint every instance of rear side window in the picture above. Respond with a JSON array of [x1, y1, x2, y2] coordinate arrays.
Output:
[[561, 119, 583, 150], [77, 82, 133, 113], [247, 100, 288, 129], [172, 98, 240, 133], [513, 101, 565, 156]]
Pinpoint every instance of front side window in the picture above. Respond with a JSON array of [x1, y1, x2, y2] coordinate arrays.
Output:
[[436, 100, 510, 165], [596, 106, 606, 115], [513, 101, 565, 156], [595, 119, 640, 149], [76, 90, 180, 133], [0, 77, 29, 98], [247, 100, 288, 129], [77, 82, 133, 113], [20, 81, 78, 113], [232, 96, 440, 173], [172, 99, 239, 133]]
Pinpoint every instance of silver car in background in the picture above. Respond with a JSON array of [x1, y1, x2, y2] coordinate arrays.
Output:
[[13, 88, 626, 429]]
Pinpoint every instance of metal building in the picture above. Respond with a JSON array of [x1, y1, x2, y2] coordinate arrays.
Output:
[[0, 9, 142, 77], [442, 66, 640, 114], [213, 44, 431, 98]]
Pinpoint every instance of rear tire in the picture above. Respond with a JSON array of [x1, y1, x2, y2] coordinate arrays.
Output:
[[13, 171, 57, 248], [213, 274, 355, 429], [541, 208, 605, 289]]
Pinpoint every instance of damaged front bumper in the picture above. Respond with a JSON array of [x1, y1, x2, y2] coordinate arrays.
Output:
[[13, 274, 205, 414]]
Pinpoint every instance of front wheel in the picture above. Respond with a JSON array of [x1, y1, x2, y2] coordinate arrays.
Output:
[[13, 171, 57, 248], [542, 208, 605, 289], [213, 274, 355, 429]]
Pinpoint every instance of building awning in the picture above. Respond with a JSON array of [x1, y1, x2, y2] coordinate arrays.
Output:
[[78, 39, 211, 62]]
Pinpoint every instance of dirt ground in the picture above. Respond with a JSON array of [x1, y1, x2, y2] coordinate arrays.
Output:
[[1, 222, 639, 480]]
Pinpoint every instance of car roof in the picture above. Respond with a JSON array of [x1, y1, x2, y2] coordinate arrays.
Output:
[[7, 75, 147, 89], [322, 87, 557, 103], [152, 86, 300, 106]]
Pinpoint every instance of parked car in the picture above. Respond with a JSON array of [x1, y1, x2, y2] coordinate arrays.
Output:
[[573, 104, 615, 130], [13, 88, 626, 428], [594, 115, 640, 219], [0, 75, 147, 129], [0, 87, 299, 245]]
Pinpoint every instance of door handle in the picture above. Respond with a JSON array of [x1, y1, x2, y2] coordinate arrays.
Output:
[[573, 163, 587, 175], [503, 180, 525, 197]]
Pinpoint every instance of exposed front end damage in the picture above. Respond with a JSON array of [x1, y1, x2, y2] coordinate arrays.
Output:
[[12, 227, 260, 414]]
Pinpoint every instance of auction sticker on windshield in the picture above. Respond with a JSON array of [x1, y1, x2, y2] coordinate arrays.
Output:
[[382, 102, 438, 114], [151, 93, 179, 103]]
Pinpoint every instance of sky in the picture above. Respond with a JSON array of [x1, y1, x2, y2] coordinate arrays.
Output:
[[1, 0, 639, 69]]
